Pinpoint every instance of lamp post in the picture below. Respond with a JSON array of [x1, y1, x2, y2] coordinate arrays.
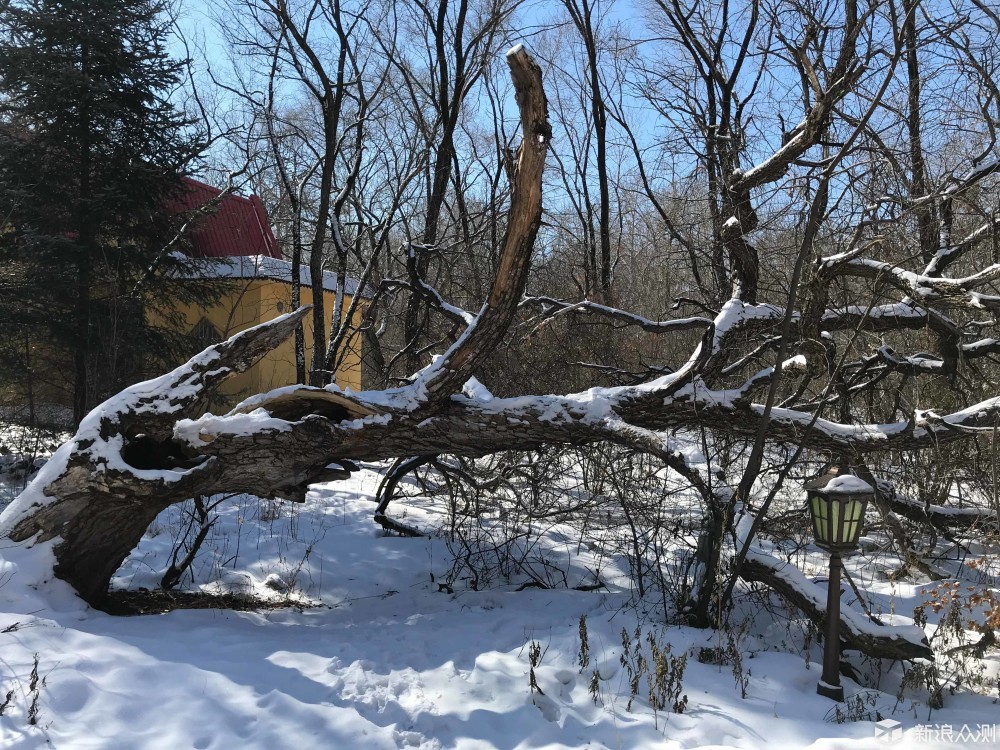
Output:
[[804, 467, 874, 702]]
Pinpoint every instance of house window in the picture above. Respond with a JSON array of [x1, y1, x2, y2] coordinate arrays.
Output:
[[189, 316, 222, 350]]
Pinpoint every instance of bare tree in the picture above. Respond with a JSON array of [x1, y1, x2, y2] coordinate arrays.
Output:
[[544, 0, 618, 302], [225, 0, 392, 386]]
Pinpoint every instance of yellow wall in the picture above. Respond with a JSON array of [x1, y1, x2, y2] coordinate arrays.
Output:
[[167, 279, 365, 400]]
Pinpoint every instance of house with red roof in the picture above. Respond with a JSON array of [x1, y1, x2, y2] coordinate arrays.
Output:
[[165, 178, 367, 397]]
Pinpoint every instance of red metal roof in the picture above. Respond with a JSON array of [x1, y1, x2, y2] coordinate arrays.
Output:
[[169, 177, 281, 259]]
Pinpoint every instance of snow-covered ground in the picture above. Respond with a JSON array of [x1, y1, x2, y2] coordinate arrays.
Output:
[[0, 467, 997, 749]]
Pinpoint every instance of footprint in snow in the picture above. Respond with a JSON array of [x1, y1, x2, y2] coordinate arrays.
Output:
[[531, 692, 560, 722], [393, 729, 426, 747]]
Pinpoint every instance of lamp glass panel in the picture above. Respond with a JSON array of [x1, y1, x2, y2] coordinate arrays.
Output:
[[808, 483, 871, 550], [811, 495, 828, 543], [830, 497, 841, 544], [843, 516, 856, 546], [844, 498, 863, 545], [844, 497, 861, 544], [848, 499, 863, 522]]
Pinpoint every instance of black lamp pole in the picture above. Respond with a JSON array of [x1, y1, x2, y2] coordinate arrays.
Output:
[[817, 551, 845, 701], [805, 467, 874, 703]]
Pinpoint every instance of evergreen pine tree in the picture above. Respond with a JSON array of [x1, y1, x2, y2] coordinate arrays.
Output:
[[0, 0, 208, 424]]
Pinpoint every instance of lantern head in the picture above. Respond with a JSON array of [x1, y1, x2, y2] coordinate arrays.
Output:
[[805, 468, 874, 553]]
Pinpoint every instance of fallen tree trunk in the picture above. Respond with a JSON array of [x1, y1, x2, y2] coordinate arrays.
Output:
[[740, 555, 933, 661], [0, 317, 939, 659]]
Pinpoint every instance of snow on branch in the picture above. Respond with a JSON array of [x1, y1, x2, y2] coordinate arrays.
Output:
[[0, 307, 314, 604], [876, 480, 1000, 532], [403, 244, 476, 326], [829, 257, 1000, 312], [731, 509, 932, 660]]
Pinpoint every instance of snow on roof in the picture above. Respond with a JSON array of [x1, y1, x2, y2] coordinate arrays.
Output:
[[804, 471, 874, 495], [183, 255, 371, 298], [823, 474, 874, 495]]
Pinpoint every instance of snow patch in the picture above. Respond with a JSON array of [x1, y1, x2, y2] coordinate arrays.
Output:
[[175, 408, 293, 444]]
